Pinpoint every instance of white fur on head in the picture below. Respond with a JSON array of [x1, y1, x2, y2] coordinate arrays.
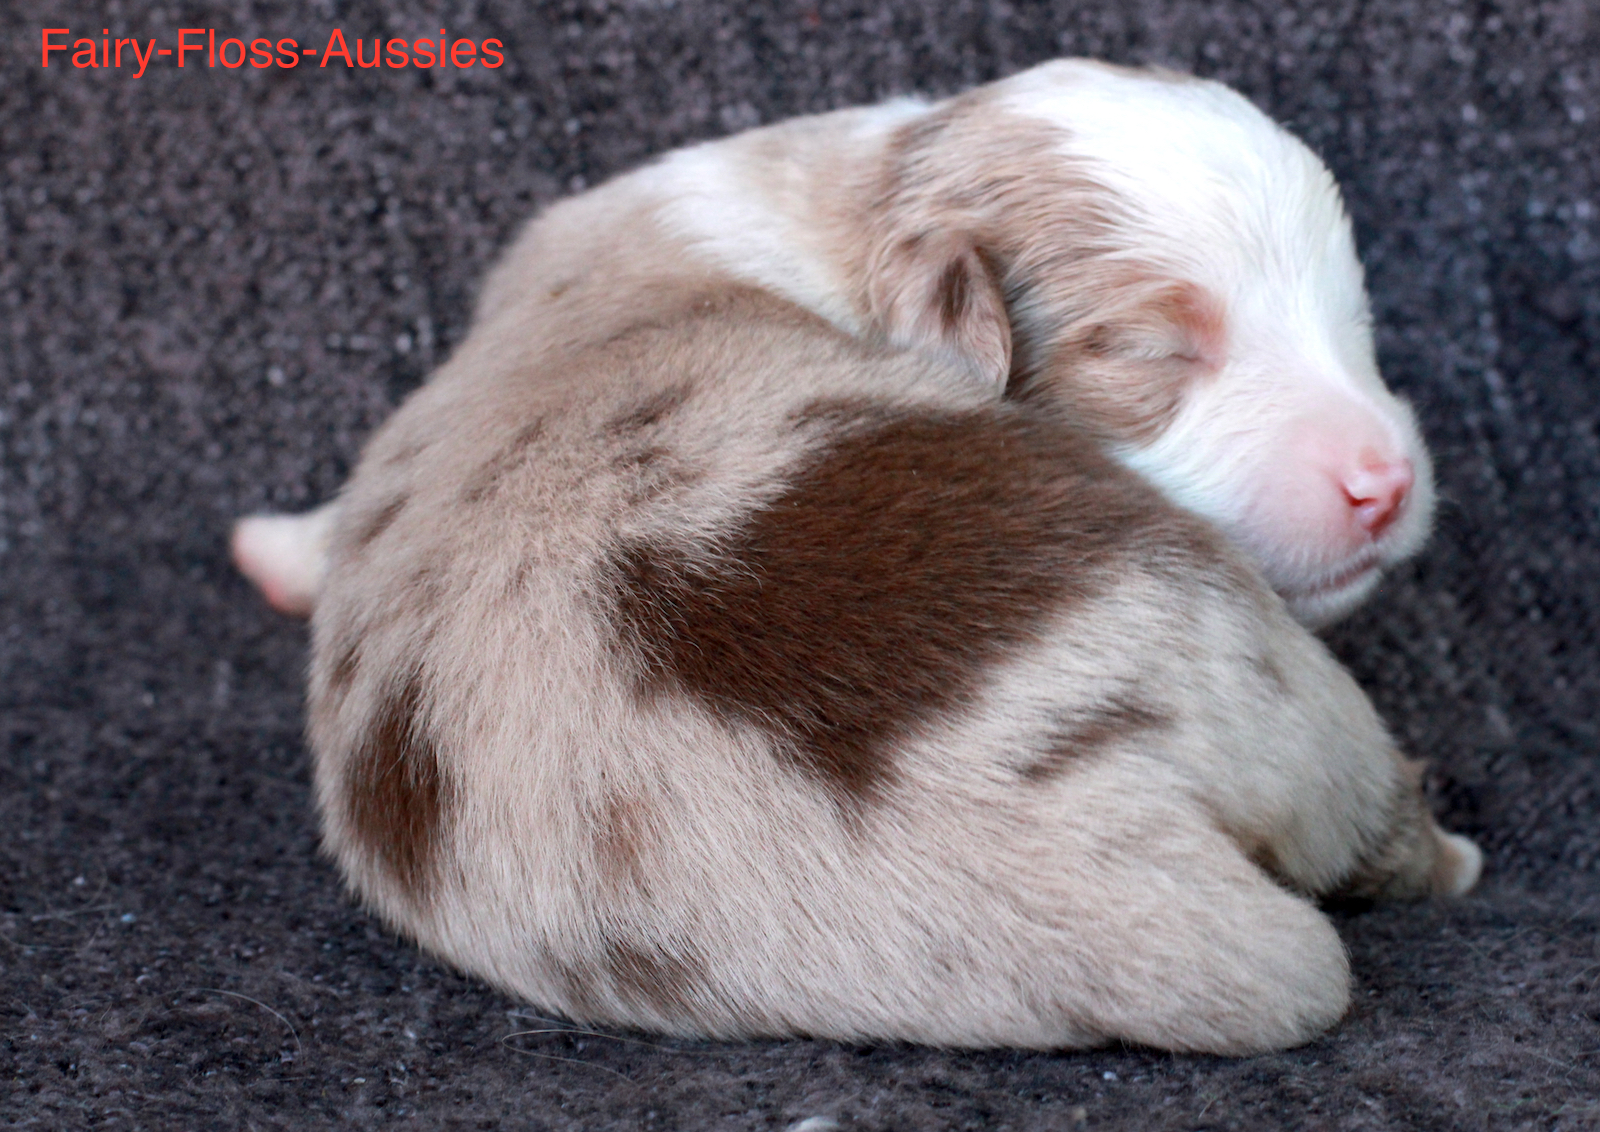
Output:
[[995, 62, 1435, 624]]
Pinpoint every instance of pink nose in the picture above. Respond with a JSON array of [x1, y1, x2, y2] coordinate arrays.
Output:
[[1342, 456, 1414, 539]]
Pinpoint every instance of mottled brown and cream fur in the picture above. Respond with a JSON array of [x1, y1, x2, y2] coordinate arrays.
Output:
[[236, 60, 1481, 1054], [305, 266, 1476, 1054], [236, 61, 1434, 627]]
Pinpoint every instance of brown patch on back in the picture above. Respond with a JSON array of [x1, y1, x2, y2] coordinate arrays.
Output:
[[1250, 651, 1291, 695], [328, 638, 360, 695], [611, 399, 1191, 802], [343, 676, 453, 903], [460, 419, 548, 505], [604, 384, 691, 437], [1022, 696, 1170, 782], [352, 495, 407, 551]]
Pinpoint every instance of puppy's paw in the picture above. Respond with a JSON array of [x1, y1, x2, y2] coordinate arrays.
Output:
[[1431, 831, 1483, 897]]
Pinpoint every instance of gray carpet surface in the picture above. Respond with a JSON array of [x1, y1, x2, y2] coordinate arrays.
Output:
[[3, 1, 1598, 1128]]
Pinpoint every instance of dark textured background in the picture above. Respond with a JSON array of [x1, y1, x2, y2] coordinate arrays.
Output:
[[3, 2, 1598, 1128]]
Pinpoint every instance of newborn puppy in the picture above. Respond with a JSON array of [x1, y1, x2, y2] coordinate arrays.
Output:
[[306, 270, 1477, 1056], [236, 60, 1431, 627]]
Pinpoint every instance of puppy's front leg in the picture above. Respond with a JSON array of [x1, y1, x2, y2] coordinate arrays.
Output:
[[1337, 759, 1483, 901]]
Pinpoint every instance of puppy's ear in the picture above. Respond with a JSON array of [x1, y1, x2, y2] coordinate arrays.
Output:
[[867, 231, 1012, 392]]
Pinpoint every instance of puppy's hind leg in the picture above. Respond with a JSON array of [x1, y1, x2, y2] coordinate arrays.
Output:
[[230, 501, 340, 618], [1040, 782, 1352, 1055]]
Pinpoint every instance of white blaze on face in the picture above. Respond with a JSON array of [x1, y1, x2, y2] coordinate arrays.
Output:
[[1119, 353, 1434, 626], [1120, 240, 1435, 626], [1003, 62, 1435, 625]]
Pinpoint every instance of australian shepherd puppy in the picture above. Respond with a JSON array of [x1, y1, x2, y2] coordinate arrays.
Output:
[[234, 61, 1474, 1055]]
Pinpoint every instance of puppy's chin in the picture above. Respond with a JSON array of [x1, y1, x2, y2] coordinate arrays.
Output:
[[1268, 498, 1432, 627], [1277, 558, 1384, 629]]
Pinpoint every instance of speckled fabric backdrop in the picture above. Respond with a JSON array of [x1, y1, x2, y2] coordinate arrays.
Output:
[[3, 2, 1597, 1129]]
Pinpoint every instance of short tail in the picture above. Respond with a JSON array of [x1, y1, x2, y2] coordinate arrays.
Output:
[[230, 503, 338, 618]]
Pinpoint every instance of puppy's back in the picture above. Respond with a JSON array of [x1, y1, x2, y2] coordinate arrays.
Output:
[[306, 286, 1459, 1052]]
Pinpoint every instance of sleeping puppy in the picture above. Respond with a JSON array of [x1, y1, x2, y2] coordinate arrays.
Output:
[[236, 59, 1479, 1052], [306, 272, 1477, 1055], [236, 60, 1431, 628]]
